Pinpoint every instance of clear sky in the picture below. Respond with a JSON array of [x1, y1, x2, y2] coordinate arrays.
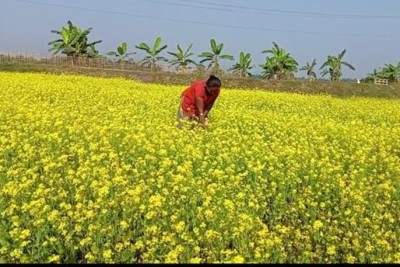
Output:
[[1, 0, 399, 79]]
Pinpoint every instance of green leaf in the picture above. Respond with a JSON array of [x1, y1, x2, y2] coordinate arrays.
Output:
[[210, 39, 217, 52], [154, 37, 162, 50], [136, 43, 151, 52], [121, 250, 132, 261], [121, 42, 127, 53], [117, 46, 124, 56], [61, 28, 69, 44], [199, 52, 214, 58], [177, 45, 183, 55]]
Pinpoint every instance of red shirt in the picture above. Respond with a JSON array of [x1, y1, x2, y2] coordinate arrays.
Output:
[[180, 80, 220, 117]]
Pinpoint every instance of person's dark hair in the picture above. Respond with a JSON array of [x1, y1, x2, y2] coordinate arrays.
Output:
[[206, 75, 221, 88]]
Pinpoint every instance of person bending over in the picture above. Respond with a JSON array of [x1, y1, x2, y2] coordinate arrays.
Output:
[[177, 75, 222, 129]]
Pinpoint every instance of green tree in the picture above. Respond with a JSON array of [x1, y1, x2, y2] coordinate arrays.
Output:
[[198, 39, 234, 75], [320, 49, 355, 82], [364, 68, 386, 83], [381, 61, 400, 83], [135, 36, 168, 72], [229, 52, 254, 78], [48, 20, 102, 64], [106, 42, 136, 62], [300, 59, 317, 81], [259, 42, 298, 80], [167, 44, 198, 73]]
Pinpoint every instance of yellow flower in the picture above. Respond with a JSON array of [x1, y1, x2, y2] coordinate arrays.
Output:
[[204, 209, 214, 219], [85, 252, 95, 262], [10, 248, 23, 259], [313, 220, 323, 230], [134, 240, 144, 250], [120, 220, 129, 230], [231, 255, 245, 263], [2, 71, 400, 263], [223, 199, 235, 210], [103, 249, 113, 260], [20, 229, 31, 240], [47, 254, 61, 263], [327, 245, 336, 255], [345, 254, 356, 263], [189, 257, 202, 263], [174, 221, 185, 233]]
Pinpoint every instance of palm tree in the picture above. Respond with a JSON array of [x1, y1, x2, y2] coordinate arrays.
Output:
[[167, 44, 198, 73], [320, 49, 355, 82], [300, 59, 317, 81], [259, 42, 298, 80], [48, 20, 102, 65], [107, 42, 136, 62], [135, 36, 168, 71], [198, 39, 234, 75], [229, 52, 254, 78]]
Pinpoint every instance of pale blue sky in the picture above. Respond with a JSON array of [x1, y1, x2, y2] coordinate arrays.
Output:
[[1, 0, 399, 79]]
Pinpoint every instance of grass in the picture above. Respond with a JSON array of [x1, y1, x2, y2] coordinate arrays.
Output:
[[1, 61, 400, 99]]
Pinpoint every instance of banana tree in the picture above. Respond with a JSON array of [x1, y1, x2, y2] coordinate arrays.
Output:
[[198, 39, 234, 74], [300, 59, 317, 81], [167, 44, 198, 73], [135, 36, 168, 72], [107, 42, 136, 62], [259, 42, 298, 80], [320, 49, 355, 82], [381, 61, 400, 82], [228, 52, 254, 78], [48, 20, 102, 65], [364, 68, 385, 83]]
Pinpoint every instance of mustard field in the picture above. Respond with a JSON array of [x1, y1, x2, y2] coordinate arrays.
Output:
[[1, 72, 400, 263]]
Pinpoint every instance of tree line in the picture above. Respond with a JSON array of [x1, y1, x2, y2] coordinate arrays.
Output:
[[48, 21, 400, 83]]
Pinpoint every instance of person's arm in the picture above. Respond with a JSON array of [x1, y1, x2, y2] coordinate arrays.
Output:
[[195, 96, 206, 127], [204, 91, 220, 118], [204, 100, 216, 118]]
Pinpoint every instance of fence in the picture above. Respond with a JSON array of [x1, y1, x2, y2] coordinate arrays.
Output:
[[0, 51, 184, 73], [0, 51, 367, 82]]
